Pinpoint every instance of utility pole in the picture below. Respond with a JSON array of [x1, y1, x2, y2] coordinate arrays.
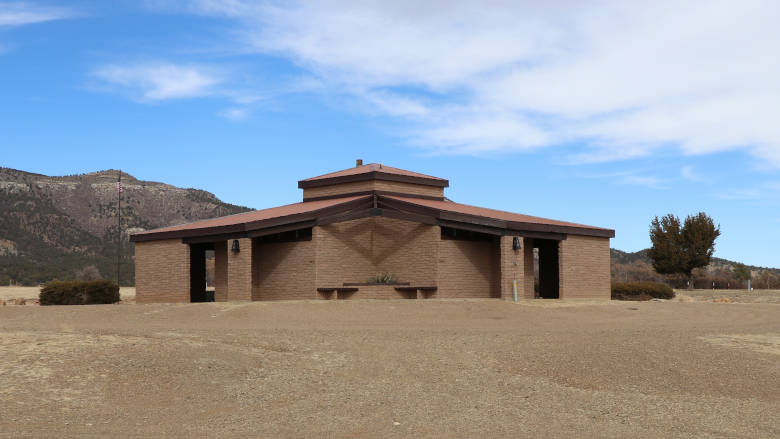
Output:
[[117, 170, 122, 287]]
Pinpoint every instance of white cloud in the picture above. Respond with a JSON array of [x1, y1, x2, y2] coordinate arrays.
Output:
[[0, 2, 72, 26], [681, 166, 709, 183], [92, 63, 221, 102], [180, 0, 780, 166], [218, 107, 248, 121], [715, 181, 780, 201], [582, 170, 666, 189]]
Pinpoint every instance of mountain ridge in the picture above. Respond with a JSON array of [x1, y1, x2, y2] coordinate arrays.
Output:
[[0, 167, 252, 285]]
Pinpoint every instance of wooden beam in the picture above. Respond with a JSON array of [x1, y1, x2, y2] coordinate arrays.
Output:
[[182, 232, 248, 244], [380, 208, 438, 225], [316, 208, 374, 226], [247, 220, 316, 238], [438, 220, 505, 236]]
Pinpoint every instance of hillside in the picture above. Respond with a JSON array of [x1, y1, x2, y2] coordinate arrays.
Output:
[[611, 248, 780, 288], [0, 167, 251, 285]]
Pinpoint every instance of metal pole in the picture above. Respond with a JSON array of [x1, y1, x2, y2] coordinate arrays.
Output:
[[117, 170, 121, 287]]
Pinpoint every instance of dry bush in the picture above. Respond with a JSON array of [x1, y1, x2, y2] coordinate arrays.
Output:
[[611, 282, 675, 301], [40, 280, 119, 305]]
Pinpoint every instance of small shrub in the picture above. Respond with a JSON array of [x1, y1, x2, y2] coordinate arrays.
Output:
[[611, 282, 675, 301], [366, 272, 396, 284], [39, 280, 120, 305]]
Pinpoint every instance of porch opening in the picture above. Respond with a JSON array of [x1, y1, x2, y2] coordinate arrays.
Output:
[[190, 242, 215, 302], [533, 239, 560, 299]]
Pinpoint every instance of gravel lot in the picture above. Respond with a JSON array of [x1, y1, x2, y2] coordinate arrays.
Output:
[[0, 299, 778, 438]]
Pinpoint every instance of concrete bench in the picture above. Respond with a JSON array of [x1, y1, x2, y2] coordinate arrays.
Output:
[[317, 287, 359, 300], [394, 286, 437, 299]]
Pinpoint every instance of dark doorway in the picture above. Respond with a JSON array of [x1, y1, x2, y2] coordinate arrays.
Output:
[[190, 243, 215, 302], [535, 239, 560, 299]]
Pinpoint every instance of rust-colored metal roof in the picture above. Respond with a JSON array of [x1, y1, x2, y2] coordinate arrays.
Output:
[[298, 163, 448, 188], [384, 195, 613, 233], [132, 195, 367, 237], [301, 163, 446, 182]]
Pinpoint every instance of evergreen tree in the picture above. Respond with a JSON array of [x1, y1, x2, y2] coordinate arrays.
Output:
[[732, 263, 752, 281], [649, 212, 721, 281]]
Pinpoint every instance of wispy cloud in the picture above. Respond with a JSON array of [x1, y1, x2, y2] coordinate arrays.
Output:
[[0, 2, 73, 27], [681, 165, 710, 183], [177, 0, 780, 165], [716, 188, 763, 201], [92, 63, 222, 102], [715, 181, 780, 201], [580, 170, 666, 189], [217, 107, 248, 122]]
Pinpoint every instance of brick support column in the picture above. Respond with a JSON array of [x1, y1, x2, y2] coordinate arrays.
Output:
[[498, 235, 524, 300], [227, 238, 253, 301], [558, 235, 611, 299], [214, 240, 228, 302], [134, 239, 190, 303], [523, 238, 535, 299]]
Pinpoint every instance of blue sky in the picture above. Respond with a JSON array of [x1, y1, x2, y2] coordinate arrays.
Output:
[[2, 1, 779, 267]]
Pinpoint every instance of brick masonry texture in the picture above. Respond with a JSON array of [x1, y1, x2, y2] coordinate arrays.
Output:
[[315, 217, 439, 288], [214, 241, 228, 302], [559, 235, 611, 299], [228, 238, 253, 301], [496, 235, 522, 300], [303, 180, 443, 199], [523, 238, 535, 299], [135, 239, 190, 303], [253, 240, 315, 300], [135, 214, 611, 302], [438, 238, 499, 299]]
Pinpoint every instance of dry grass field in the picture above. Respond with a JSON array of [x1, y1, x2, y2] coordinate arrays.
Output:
[[0, 294, 778, 438]]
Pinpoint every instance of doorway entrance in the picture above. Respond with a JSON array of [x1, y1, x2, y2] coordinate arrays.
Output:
[[190, 243, 215, 302], [533, 239, 560, 299]]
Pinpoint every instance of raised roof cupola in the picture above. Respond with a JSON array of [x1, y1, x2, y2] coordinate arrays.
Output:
[[298, 162, 449, 201]]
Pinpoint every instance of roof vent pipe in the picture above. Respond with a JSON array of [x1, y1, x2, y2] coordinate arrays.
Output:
[[356, 159, 363, 167]]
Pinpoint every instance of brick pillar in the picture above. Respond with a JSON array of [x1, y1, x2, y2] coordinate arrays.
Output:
[[523, 238, 535, 299], [214, 240, 228, 302], [135, 239, 190, 303], [498, 235, 524, 300], [227, 238, 253, 301]]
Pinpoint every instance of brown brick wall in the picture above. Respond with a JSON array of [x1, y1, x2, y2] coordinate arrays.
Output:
[[303, 180, 443, 199], [228, 238, 253, 301], [438, 238, 499, 298], [214, 241, 228, 302], [523, 238, 535, 299], [496, 235, 524, 300], [252, 240, 316, 300], [559, 235, 611, 299], [314, 217, 439, 289], [134, 222, 609, 302], [134, 239, 190, 303]]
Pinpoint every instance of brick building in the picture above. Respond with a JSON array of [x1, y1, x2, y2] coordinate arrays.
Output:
[[130, 162, 615, 302]]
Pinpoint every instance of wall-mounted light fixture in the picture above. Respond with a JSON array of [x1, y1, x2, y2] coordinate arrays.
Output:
[[512, 236, 521, 251], [231, 239, 240, 253]]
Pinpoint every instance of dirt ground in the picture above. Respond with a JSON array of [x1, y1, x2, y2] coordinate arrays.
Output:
[[675, 288, 780, 303], [0, 298, 778, 438]]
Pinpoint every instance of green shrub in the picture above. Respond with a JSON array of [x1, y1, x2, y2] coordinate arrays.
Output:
[[611, 282, 675, 301], [39, 280, 120, 305], [366, 272, 397, 284]]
